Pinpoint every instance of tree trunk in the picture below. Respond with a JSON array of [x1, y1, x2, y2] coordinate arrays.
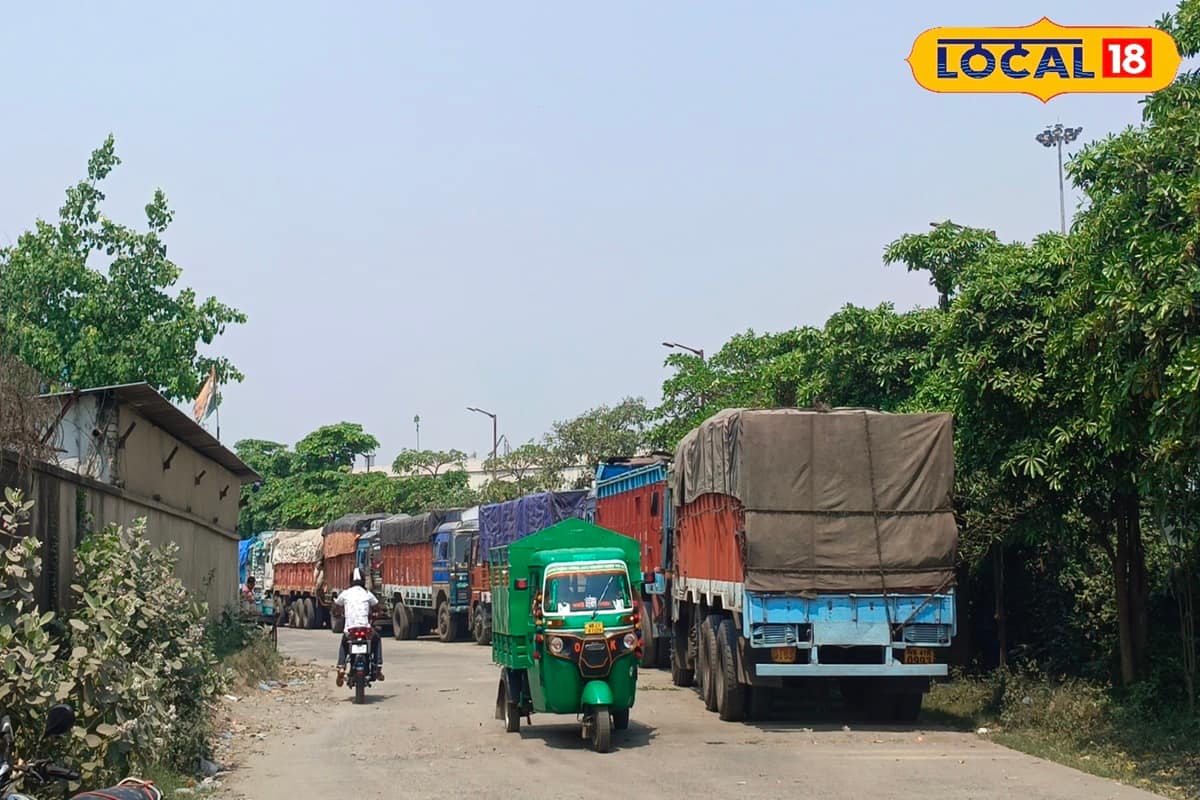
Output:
[[1104, 480, 1149, 687], [993, 541, 1007, 670]]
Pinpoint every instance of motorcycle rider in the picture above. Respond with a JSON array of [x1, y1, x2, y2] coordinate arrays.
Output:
[[335, 568, 384, 685]]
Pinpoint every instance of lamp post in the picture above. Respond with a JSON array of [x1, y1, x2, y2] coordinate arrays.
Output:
[[662, 340, 707, 410], [467, 406, 498, 481], [413, 414, 421, 450], [1035, 123, 1082, 235]]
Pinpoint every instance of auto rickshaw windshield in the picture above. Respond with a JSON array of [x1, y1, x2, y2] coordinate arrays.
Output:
[[543, 566, 632, 615]]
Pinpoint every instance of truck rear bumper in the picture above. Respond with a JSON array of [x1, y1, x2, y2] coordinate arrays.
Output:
[[755, 664, 947, 678]]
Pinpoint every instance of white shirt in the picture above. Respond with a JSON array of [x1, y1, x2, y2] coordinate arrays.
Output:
[[335, 585, 378, 630]]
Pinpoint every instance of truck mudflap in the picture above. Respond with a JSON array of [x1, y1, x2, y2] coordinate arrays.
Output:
[[754, 663, 948, 678]]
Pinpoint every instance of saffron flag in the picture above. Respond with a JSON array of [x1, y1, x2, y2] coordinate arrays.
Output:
[[193, 367, 218, 423]]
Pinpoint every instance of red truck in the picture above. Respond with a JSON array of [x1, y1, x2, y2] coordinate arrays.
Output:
[[379, 509, 472, 642], [270, 528, 324, 629], [594, 455, 672, 668], [322, 513, 389, 633]]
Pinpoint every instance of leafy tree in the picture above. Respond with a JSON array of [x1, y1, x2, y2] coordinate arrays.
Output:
[[545, 398, 651, 483], [0, 136, 245, 401], [295, 423, 378, 472], [392, 448, 467, 477], [884, 220, 999, 311]]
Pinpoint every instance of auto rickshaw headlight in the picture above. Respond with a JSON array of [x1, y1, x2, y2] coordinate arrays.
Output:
[[549, 636, 564, 655], [622, 632, 637, 650]]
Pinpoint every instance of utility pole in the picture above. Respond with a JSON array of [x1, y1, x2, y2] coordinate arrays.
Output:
[[1035, 123, 1082, 235], [414, 414, 421, 450], [662, 340, 707, 408], [467, 406, 498, 481]]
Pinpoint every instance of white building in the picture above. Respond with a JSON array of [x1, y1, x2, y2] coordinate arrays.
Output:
[[354, 456, 589, 493]]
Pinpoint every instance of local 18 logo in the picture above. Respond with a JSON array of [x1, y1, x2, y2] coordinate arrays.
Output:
[[907, 17, 1181, 101]]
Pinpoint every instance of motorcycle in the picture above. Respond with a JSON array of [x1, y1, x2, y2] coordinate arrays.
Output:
[[345, 625, 377, 704], [1, 704, 162, 800]]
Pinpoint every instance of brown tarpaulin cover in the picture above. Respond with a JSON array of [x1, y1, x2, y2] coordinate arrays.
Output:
[[669, 408, 957, 593], [322, 530, 359, 559]]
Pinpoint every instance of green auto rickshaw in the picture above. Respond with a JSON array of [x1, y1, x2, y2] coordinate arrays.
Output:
[[491, 519, 643, 752]]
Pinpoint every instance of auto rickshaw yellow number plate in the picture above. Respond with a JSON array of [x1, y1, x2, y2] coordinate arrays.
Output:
[[584, 621, 604, 635], [770, 647, 796, 663], [904, 647, 935, 665]]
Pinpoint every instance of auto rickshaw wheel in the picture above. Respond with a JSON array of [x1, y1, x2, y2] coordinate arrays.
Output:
[[590, 706, 611, 753], [611, 707, 629, 730]]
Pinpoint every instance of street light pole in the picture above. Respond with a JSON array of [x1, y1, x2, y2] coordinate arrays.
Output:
[[1035, 123, 1082, 235], [467, 407, 498, 481], [662, 340, 707, 410], [413, 414, 421, 450]]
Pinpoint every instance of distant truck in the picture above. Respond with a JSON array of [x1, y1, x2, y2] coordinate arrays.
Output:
[[239, 531, 283, 621], [474, 491, 591, 647], [595, 456, 672, 668], [665, 409, 958, 722], [271, 528, 324, 629], [323, 513, 389, 633], [380, 509, 471, 641]]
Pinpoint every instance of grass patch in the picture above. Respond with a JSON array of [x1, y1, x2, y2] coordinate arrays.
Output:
[[222, 630, 283, 689], [137, 765, 195, 795], [922, 673, 1200, 800]]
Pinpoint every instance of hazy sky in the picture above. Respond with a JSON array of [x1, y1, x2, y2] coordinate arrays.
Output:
[[0, 1, 1172, 465]]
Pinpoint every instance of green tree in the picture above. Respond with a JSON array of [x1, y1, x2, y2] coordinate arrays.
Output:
[[884, 220, 999, 311], [392, 448, 467, 477], [295, 423, 378, 472], [0, 136, 245, 401], [545, 398, 651, 485]]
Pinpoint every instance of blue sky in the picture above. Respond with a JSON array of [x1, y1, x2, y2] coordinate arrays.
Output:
[[0, 1, 1170, 464]]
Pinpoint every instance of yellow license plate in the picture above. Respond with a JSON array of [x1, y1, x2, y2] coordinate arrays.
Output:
[[583, 621, 604, 635], [770, 647, 796, 664], [903, 647, 935, 665]]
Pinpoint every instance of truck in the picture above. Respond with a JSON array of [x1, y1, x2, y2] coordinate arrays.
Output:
[[239, 531, 282, 621], [474, 490, 591, 648], [664, 408, 958, 722], [594, 456, 672, 668], [379, 509, 470, 641], [323, 513, 389, 633], [490, 518, 642, 752], [271, 528, 324, 629]]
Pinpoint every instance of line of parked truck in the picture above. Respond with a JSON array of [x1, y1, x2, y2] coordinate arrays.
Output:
[[238, 407, 959, 721]]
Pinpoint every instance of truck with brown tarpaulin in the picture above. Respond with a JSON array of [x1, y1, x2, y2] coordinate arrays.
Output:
[[663, 408, 958, 722]]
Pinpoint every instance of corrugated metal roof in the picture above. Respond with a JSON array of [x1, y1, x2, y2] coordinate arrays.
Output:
[[39, 382, 259, 481]]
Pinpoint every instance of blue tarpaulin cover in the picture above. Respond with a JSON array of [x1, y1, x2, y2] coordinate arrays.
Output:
[[238, 538, 254, 583], [479, 490, 589, 553]]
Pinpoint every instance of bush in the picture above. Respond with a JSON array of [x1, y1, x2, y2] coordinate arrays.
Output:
[[0, 490, 231, 786]]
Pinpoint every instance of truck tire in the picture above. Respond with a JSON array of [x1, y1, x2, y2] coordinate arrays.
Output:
[[289, 602, 302, 629], [302, 599, 316, 629], [331, 613, 345, 634], [715, 618, 746, 722], [394, 605, 412, 640], [890, 691, 923, 723], [670, 631, 694, 687], [472, 607, 487, 645], [611, 706, 630, 731], [437, 603, 457, 643], [698, 615, 721, 712], [642, 634, 658, 669]]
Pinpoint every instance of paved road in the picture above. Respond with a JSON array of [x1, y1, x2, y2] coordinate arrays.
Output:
[[224, 629, 1164, 800]]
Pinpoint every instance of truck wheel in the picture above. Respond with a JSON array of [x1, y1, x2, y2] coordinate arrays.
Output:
[[715, 618, 746, 722], [642, 634, 658, 669], [473, 608, 489, 645], [611, 706, 630, 731], [698, 615, 720, 712], [890, 691, 923, 723], [396, 604, 410, 642], [590, 707, 612, 753], [670, 628, 694, 687], [331, 613, 345, 634], [437, 603, 456, 643], [290, 602, 302, 629], [302, 599, 316, 629]]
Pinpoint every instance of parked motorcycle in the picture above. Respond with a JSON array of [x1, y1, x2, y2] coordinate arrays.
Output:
[[345, 625, 376, 704], [1, 704, 162, 800]]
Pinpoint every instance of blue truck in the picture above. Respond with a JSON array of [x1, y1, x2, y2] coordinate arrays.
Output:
[[662, 408, 958, 722]]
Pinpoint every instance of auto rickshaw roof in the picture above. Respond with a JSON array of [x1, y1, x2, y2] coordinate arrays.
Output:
[[529, 547, 629, 569]]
